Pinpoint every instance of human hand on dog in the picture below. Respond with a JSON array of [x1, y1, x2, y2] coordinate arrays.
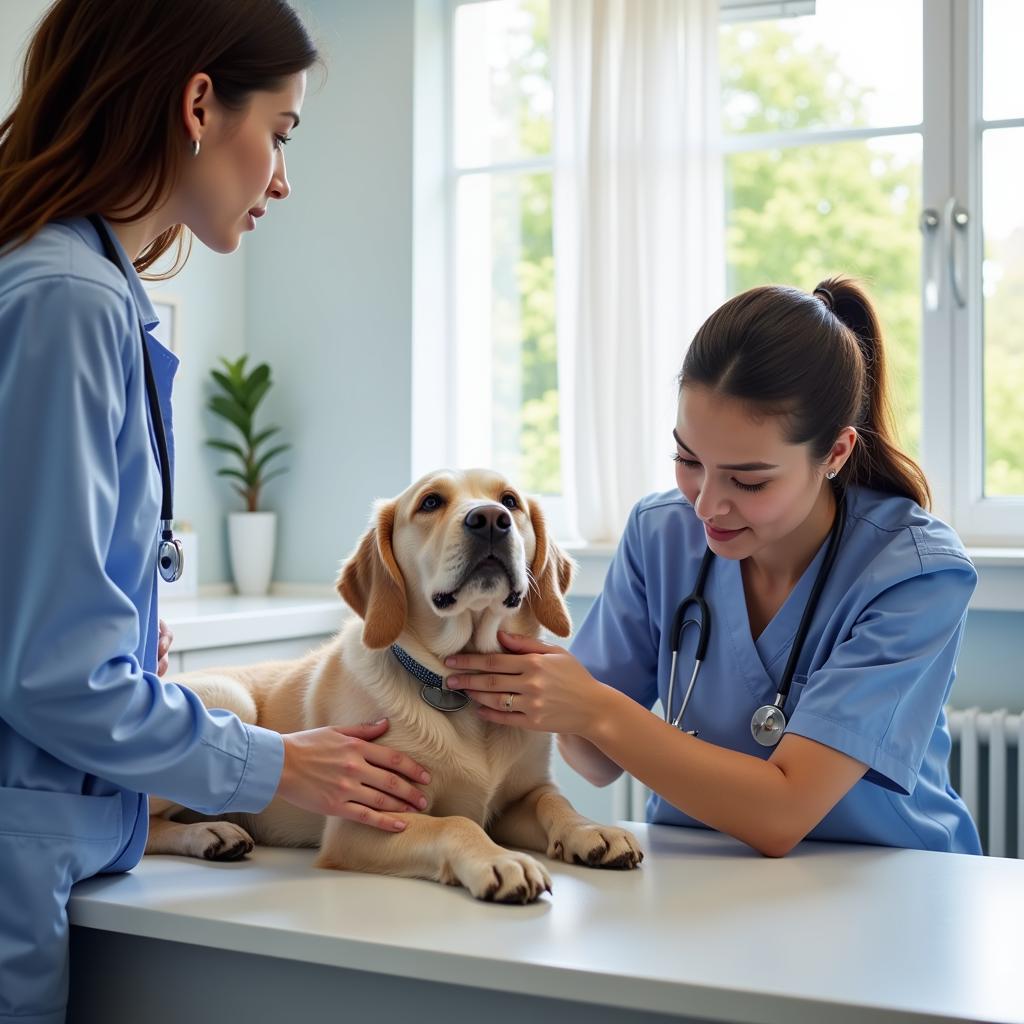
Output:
[[156, 618, 173, 677], [276, 719, 431, 832], [444, 631, 616, 738]]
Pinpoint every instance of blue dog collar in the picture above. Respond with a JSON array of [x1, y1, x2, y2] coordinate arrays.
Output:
[[391, 643, 470, 712]]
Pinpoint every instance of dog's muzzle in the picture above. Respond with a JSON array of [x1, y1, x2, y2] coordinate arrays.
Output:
[[431, 505, 523, 610]]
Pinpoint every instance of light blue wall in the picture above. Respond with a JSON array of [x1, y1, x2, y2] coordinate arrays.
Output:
[[244, 0, 417, 585], [0, 2, 40, 98], [952, 611, 1024, 711], [147, 246, 248, 584]]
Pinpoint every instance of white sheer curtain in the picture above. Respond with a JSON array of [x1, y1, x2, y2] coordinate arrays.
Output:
[[552, 0, 724, 543]]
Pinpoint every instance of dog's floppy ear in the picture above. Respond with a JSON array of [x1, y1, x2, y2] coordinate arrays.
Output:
[[337, 500, 407, 649], [525, 497, 575, 638]]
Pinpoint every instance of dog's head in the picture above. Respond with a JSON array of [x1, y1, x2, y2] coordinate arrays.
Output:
[[337, 469, 575, 651]]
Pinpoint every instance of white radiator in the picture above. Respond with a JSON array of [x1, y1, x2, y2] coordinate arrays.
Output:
[[614, 705, 1023, 858], [947, 706, 1023, 859]]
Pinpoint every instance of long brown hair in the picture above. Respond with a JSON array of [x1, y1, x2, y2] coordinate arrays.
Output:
[[679, 277, 930, 508], [0, 0, 319, 278]]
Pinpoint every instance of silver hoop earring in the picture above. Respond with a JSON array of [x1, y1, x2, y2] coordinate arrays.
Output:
[[191, 139, 200, 158], [827, 470, 837, 480]]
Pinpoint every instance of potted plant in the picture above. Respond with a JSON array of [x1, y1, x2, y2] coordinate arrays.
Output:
[[206, 355, 290, 596]]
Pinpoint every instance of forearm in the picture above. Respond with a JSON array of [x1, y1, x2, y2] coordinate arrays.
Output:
[[1, 627, 283, 813], [557, 733, 623, 787], [584, 686, 800, 856]]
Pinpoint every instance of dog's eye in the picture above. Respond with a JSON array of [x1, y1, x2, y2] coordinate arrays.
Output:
[[418, 493, 444, 513], [500, 493, 519, 510]]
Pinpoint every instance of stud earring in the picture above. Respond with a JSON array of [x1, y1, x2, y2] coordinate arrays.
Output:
[[827, 470, 837, 480], [192, 139, 200, 158]]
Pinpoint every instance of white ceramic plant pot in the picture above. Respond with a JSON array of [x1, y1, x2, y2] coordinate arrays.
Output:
[[227, 511, 277, 596]]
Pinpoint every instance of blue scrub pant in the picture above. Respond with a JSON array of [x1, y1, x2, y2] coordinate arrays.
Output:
[[0, 789, 124, 1024]]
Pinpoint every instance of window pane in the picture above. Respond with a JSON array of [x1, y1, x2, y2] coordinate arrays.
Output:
[[725, 136, 923, 456], [456, 171, 560, 493], [720, 0, 922, 135], [453, 0, 551, 168], [983, 0, 1024, 122], [982, 128, 1024, 498]]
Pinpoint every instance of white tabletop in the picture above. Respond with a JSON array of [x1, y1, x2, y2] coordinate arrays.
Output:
[[68, 823, 1024, 1023]]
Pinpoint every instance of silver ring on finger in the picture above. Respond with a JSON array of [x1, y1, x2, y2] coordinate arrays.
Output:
[[504, 692, 515, 711]]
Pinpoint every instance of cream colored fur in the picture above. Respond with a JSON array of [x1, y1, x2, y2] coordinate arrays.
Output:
[[146, 469, 642, 903]]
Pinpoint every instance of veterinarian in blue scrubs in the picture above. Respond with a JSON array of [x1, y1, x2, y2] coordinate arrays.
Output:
[[0, 4, 429, 1020], [446, 278, 981, 858]]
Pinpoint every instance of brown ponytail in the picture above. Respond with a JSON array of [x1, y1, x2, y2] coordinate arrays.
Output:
[[680, 275, 931, 509], [0, 0, 319, 278], [818, 276, 930, 508]]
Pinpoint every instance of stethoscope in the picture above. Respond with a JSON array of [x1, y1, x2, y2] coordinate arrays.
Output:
[[666, 490, 847, 747], [88, 215, 184, 584]]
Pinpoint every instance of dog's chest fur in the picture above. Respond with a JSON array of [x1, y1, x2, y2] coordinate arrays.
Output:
[[426, 718, 550, 826], [319, 630, 553, 828]]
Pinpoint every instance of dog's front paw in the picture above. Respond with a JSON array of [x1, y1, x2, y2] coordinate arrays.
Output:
[[185, 821, 255, 861], [458, 850, 552, 904], [548, 823, 643, 870]]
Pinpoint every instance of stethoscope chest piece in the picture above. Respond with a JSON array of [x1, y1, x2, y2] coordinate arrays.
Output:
[[750, 704, 787, 747], [158, 535, 184, 584]]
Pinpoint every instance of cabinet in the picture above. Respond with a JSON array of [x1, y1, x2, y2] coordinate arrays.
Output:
[[178, 635, 332, 672]]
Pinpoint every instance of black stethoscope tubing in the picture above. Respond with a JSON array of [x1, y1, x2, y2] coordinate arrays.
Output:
[[666, 545, 714, 731], [667, 489, 847, 746], [87, 215, 183, 584]]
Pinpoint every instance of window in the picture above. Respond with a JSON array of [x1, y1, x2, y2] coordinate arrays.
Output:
[[437, 0, 1024, 544], [450, 0, 558, 496], [720, 1, 924, 457]]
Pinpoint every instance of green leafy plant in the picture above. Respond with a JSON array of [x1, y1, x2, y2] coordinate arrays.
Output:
[[206, 355, 290, 512]]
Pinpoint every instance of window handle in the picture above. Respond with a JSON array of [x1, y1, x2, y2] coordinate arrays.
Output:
[[919, 207, 940, 312], [944, 197, 970, 309]]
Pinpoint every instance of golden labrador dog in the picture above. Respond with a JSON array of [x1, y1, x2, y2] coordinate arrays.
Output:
[[147, 469, 642, 902]]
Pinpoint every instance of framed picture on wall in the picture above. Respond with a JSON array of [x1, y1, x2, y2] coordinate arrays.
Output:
[[149, 293, 181, 356]]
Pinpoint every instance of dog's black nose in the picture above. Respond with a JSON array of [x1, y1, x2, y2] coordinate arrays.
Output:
[[464, 505, 512, 538]]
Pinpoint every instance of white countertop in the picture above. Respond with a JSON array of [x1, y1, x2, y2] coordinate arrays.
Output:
[[69, 824, 1024, 1023], [160, 593, 345, 650]]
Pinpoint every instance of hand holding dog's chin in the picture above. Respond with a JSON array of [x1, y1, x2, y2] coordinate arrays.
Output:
[[276, 721, 431, 833], [465, 633, 621, 739]]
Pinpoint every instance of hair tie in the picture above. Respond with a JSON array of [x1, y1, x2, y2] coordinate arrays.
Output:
[[813, 286, 835, 312]]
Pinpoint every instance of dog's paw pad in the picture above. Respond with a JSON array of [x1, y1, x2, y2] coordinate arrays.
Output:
[[191, 822, 255, 862], [553, 824, 643, 871], [466, 851, 551, 903]]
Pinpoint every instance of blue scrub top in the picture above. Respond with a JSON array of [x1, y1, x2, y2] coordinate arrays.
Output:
[[570, 486, 982, 854], [0, 216, 287, 1019]]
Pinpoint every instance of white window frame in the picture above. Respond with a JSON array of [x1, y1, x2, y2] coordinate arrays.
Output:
[[425, 0, 1024, 554], [943, 0, 1024, 544]]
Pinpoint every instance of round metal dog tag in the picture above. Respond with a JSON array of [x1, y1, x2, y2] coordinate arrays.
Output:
[[420, 684, 471, 712]]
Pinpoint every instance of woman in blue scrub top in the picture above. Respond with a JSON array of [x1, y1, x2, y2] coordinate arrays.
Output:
[[0, 3, 431, 1020], [446, 277, 981, 859]]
